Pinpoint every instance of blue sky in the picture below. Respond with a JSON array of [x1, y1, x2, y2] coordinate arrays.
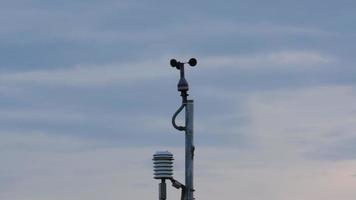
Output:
[[1, 1, 356, 199]]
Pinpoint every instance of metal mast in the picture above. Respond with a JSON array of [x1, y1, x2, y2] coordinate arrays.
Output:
[[171, 58, 197, 200], [152, 58, 197, 200]]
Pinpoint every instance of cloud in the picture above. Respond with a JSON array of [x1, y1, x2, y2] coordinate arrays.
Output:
[[0, 131, 96, 152], [0, 50, 334, 87], [2, 131, 356, 200], [0, 109, 86, 122], [244, 85, 356, 161], [0, 131, 190, 200], [201, 50, 333, 70], [185, 20, 336, 38], [197, 150, 356, 200], [0, 59, 174, 86], [0, 132, 157, 200]]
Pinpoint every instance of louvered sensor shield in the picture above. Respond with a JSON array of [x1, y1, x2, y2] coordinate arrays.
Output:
[[153, 151, 174, 179]]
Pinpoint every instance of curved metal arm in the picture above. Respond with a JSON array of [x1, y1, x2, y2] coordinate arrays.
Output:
[[169, 178, 186, 200], [172, 104, 186, 131]]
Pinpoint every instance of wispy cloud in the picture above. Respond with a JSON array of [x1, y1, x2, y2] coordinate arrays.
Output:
[[0, 59, 174, 86], [0, 50, 334, 87], [202, 50, 334, 70], [244, 85, 356, 161], [0, 109, 86, 121]]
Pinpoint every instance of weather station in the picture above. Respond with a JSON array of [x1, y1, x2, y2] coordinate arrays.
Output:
[[152, 58, 197, 200]]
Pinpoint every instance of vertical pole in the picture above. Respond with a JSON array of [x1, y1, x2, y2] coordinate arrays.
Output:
[[185, 100, 194, 200], [159, 179, 167, 200]]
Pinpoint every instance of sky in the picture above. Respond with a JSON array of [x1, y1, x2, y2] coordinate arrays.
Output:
[[1, 0, 356, 199]]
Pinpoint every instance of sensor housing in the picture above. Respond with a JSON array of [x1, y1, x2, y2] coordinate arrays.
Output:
[[153, 151, 174, 179]]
